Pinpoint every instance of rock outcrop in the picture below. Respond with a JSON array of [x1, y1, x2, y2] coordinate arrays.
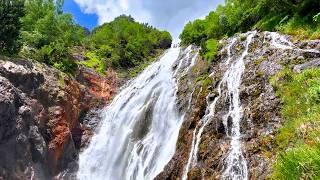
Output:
[[0, 58, 119, 179], [157, 31, 320, 179]]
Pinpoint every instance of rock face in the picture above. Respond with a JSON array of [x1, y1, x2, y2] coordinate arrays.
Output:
[[157, 32, 320, 179], [0, 58, 119, 179]]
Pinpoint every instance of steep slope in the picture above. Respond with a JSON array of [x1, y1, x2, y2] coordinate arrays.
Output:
[[157, 31, 320, 179], [0, 58, 119, 179]]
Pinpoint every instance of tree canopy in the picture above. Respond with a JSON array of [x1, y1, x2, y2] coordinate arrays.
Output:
[[0, 0, 172, 74], [87, 15, 172, 69], [20, 0, 86, 73], [180, 0, 320, 60], [0, 0, 25, 54]]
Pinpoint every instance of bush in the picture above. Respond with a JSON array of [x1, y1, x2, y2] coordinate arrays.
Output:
[[201, 39, 220, 62]]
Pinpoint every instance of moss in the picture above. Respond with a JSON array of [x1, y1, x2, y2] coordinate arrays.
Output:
[[254, 57, 266, 66], [240, 34, 247, 41], [58, 73, 65, 88], [270, 68, 320, 179]]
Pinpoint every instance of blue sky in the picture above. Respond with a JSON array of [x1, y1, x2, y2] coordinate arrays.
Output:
[[63, 0, 98, 30], [63, 0, 224, 38]]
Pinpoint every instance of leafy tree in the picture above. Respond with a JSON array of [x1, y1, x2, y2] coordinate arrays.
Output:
[[0, 0, 25, 54], [180, 0, 320, 47], [87, 15, 172, 69], [20, 0, 86, 73]]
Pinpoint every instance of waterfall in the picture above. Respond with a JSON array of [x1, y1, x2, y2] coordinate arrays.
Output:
[[77, 47, 185, 180], [183, 32, 256, 180], [221, 31, 256, 180]]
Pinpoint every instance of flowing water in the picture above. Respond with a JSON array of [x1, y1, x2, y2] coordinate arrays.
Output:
[[183, 32, 256, 180], [77, 31, 309, 180], [266, 31, 320, 53], [78, 47, 185, 180], [221, 32, 256, 180]]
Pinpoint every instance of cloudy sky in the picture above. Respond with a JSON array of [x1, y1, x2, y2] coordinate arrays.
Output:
[[63, 0, 224, 39]]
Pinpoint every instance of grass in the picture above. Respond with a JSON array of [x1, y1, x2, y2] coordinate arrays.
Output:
[[255, 12, 320, 40], [270, 68, 320, 179], [277, 15, 320, 40], [272, 144, 320, 180]]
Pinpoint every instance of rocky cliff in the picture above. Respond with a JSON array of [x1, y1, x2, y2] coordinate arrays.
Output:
[[0, 58, 119, 179], [1, 31, 320, 180], [157, 31, 320, 179]]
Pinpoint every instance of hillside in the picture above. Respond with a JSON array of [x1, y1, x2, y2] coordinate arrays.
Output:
[[180, 0, 320, 62], [0, 0, 172, 76], [1, 0, 320, 180]]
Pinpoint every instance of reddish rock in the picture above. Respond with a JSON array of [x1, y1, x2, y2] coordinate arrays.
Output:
[[0, 58, 120, 179]]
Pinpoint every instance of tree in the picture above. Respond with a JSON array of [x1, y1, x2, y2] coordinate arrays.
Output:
[[87, 15, 173, 69], [0, 0, 25, 54], [20, 0, 86, 73]]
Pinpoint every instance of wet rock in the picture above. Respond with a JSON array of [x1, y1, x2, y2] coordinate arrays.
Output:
[[158, 31, 320, 179]]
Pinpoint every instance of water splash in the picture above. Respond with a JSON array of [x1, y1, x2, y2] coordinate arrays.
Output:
[[78, 47, 184, 180]]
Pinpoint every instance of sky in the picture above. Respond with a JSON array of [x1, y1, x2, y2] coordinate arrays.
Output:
[[63, 0, 224, 39]]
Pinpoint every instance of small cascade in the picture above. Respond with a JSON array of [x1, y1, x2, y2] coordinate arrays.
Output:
[[266, 31, 320, 53], [183, 32, 256, 180], [221, 32, 256, 180], [174, 45, 200, 78]]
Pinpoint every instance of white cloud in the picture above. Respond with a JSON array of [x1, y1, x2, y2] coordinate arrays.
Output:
[[73, 0, 224, 39]]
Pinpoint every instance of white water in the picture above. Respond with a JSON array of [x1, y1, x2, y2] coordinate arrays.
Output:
[[174, 45, 199, 78], [78, 47, 184, 180], [221, 32, 256, 180], [183, 32, 256, 180], [266, 31, 320, 53]]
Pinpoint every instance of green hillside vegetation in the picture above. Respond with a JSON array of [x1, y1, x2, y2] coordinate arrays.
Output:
[[270, 68, 320, 179], [180, 0, 320, 61], [0, 0, 172, 75], [85, 15, 172, 76]]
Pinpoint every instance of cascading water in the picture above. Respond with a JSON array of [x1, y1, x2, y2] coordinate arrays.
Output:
[[77, 47, 185, 180], [221, 32, 256, 180], [266, 31, 320, 53], [183, 32, 256, 180]]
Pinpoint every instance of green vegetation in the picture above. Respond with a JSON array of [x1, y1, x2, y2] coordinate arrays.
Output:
[[202, 39, 220, 62], [0, 0, 172, 75], [0, 0, 25, 54], [270, 68, 320, 179], [20, 0, 86, 73], [78, 52, 106, 75], [85, 15, 172, 77], [180, 0, 320, 61]]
